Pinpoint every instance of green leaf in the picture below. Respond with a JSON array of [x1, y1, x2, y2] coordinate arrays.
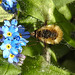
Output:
[[17, 0, 55, 23], [0, 6, 14, 22], [17, 0, 74, 23], [0, 56, 21, 75], [67, 1, 75, 16], [21, 56, 73, 75], [53, 8, 75, 48], [56, 5, 72, 20], [19, 15, 44, 32], [50, 44, 71, 59], [22, 37, 43, 57], [52, 0, 75, 8], [62, 60, 75, 73], [19, 16, 37, 24], [52, 0, 75, 20], [48, 48, 57, 63]]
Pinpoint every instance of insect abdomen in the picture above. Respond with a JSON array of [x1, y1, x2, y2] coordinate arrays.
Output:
[[31, 25, 63, 44], [36, 25, 63, 44]]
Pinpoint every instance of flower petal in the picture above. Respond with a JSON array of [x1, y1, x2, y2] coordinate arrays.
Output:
[[4, 39, 11, 44], [21, 31, 30, 39], [24, 31, 30, 35], [1, 2, 9, 11], [20, 38, 29, 43], [2, 26, 8, 33], [8, 57, 13, 63], [6, 0, 13, 8], [3, 50, 10, 58], [9, 26, 15, 33], [0, 43, 6, 50], [4, 20, 11, 26], [13, 57, 19, 63], [10, 48, 18, 55], [11, 19, 18, 26], [18, 25, 25, 33], [12, 0, 17, 2], [16, 44, 22, 53], [14, 27, 18, 32], [20, 41, 26, 46], [11, 39, 18, 46], [1, 0, 17, 13], [22, 35, 30, 39], [3, 33, 7, 37], [12, 32, 19, 38], [7, 36, 13, 40]]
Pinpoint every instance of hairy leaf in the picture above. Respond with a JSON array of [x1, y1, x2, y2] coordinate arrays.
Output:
[[21, 56, 73, 75], [0, 6, 14, 22], [0, 56, 21, 75]]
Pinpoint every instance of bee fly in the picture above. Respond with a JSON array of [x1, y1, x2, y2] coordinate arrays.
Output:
[[31, 25, 63, 44]]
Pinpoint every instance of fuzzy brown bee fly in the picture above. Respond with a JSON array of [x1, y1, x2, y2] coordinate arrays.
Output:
[[30, 25, 63, 44]]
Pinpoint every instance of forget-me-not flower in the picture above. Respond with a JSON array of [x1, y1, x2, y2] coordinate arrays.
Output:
[[0, 39, 19, 56], [0, 19, 30, 64], [2, 25, 18, 40], [18, 25, 30, 39], [0, 0, 17, 13]]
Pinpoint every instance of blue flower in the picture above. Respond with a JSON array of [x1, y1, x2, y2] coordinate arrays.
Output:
[[8, 53, 19, 63], [2, 48, 19, 63], [1, 0, 17, 13], [11, 39, 23, 53], [13, 33, 29, 46], [3, 51, 19, 63], [0, 19, 30, 64], [14, 35, 29, 45], [11, 37, 27, 53], [3, 49, 10, 58], [4, 19, 18, 27], [0, 39, 11, 51], [2, 25, 18, 40], [0, 27, 5, 42], [19, 37, 29, 46], [16, 54, 26, 65], [4, 20, 11, 26], [0, 39, 19, 55], [18, 25, 30, 39], [11, 19, 18, 26]]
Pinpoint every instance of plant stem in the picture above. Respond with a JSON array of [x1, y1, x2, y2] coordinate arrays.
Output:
[[43, 43, 51, 64]]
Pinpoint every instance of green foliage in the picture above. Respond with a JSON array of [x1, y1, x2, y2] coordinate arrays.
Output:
[[0, 0, 75, 75], [0, 6, 14, 22], [18, 0, 75, 47], [17, 0, 55, 23], [22, 37, 43, 57], [22, 56, 73, 75], [53, 0, 75, 8], [0, 56, 21, 75]]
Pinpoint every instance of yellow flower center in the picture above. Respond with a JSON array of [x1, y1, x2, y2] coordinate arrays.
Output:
[[0, 34, 3, 39], [19, 33, 22, 38], [7, 32, 12, 36], [9, 54, 14, 58], [0, 0, 2, 4], [6, 44, 11, 49]]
